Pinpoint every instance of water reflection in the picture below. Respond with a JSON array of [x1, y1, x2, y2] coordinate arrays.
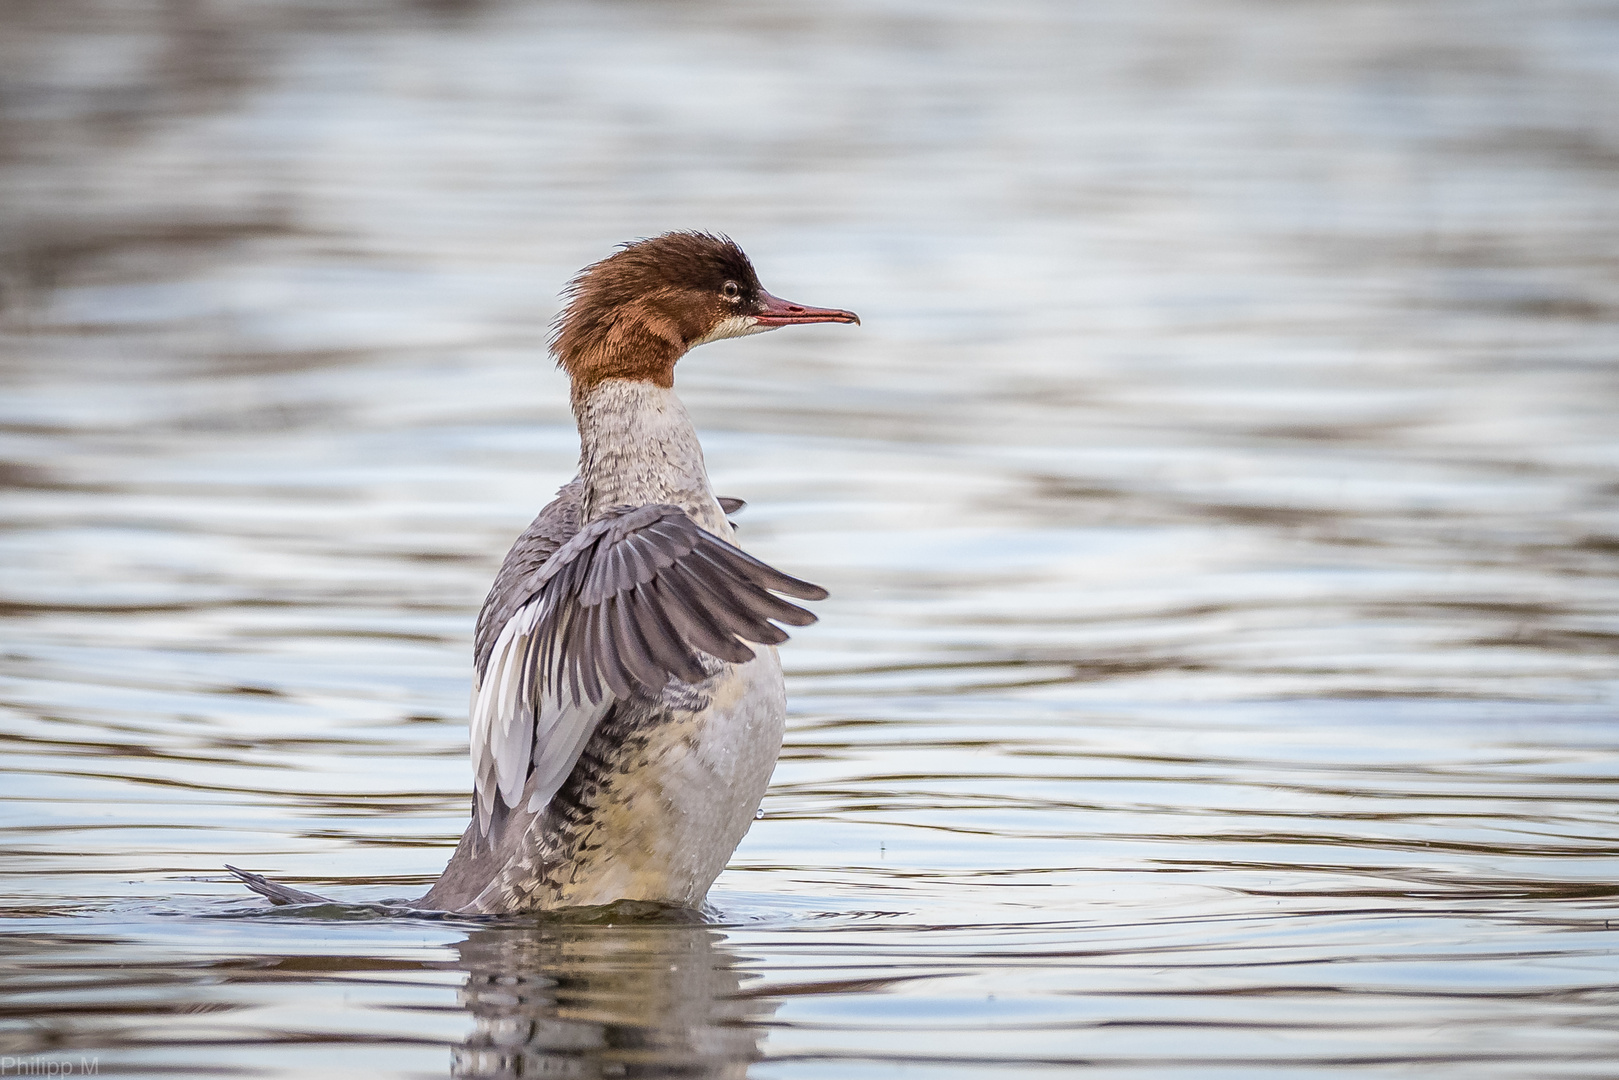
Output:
[[453, 912, 767, 1080]]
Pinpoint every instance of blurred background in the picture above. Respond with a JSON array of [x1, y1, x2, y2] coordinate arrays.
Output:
[[2, 1, 1618, 1077]]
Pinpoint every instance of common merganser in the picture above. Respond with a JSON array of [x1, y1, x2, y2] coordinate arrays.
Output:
[[230, 232, 857, 913]]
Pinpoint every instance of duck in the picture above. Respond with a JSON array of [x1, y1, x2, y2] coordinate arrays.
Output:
[[229, 231, 858, 913]]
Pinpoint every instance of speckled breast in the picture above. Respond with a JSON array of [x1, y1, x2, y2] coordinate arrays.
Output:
[[469, 648, 787, 912]]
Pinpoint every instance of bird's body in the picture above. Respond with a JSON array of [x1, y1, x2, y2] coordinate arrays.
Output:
[[233, 232, 856, 913], [423, 382, 788, 912]]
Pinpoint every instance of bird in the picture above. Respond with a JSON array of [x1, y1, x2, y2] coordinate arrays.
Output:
[[229, 231, 857, 913]]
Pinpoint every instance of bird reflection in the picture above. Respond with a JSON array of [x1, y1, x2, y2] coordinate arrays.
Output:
[[451, 907, 772, 1079]]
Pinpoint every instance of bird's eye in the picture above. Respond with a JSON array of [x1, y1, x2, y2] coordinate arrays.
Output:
[[721, 281, 741, 301]]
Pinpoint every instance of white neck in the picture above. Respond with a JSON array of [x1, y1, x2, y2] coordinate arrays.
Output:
[[574, 379, 730, 535]]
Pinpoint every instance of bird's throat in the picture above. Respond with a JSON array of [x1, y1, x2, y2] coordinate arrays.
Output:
[[573, 379, 729, 535]]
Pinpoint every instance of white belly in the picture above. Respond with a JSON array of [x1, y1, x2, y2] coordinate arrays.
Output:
[[547, 647, 787, 908]]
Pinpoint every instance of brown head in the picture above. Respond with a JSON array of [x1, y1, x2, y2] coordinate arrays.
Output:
[[551, 231, 859, 394]]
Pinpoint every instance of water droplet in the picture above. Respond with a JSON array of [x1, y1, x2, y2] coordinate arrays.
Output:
[[754, 808, 764, 819]]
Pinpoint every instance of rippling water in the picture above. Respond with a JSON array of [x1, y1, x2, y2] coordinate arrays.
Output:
[[3, 0, 1618, 1076]]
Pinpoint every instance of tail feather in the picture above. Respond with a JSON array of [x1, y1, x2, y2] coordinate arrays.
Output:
[[225, 864, 336, 906]]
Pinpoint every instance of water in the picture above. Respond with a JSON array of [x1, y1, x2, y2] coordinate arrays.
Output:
[[2, 0, 1618, 1076]]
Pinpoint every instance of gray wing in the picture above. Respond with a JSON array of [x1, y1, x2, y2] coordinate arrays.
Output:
[[533, 503, 825, 706], [469, 500, 826, 833], [474, 479, 584, 681]]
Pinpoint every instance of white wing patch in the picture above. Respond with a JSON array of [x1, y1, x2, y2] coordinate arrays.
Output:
[[469, 596, 613, 834]]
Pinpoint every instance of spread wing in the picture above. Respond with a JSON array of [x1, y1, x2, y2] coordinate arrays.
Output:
[[469, 500, 826, 833], [474, 480, 585, 680]]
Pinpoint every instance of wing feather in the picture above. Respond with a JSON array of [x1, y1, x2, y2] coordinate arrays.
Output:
[[666, 559, 772, 653], [691, 547, 819, 627], [468, 500, 826, 836], [700, 538, 829, 602], [650, 569, 759, 665], [626, 580, 709, 683], [608, 592, 665, 696]]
